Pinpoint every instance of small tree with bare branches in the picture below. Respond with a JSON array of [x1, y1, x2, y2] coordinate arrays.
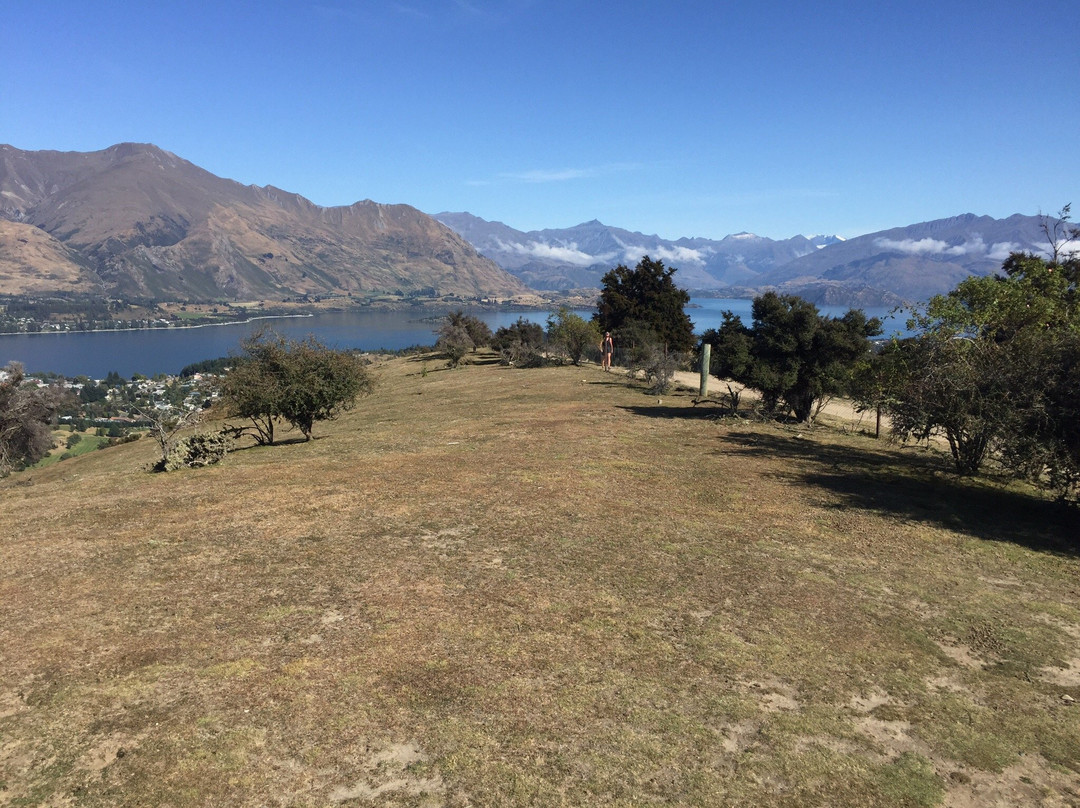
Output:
[[0, 362, 70, 477]]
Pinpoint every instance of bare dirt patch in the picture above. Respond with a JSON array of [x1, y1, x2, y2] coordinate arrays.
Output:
[[328, 741, 445, 805]]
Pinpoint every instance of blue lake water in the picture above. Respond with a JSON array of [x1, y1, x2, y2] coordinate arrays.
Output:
[[0, 299, 900, 378]]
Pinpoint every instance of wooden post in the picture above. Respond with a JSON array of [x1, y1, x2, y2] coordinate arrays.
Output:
[[699, 343, 710, 398]]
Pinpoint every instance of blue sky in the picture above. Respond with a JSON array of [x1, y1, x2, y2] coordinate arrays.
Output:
[[3, 0, 1078, 240]]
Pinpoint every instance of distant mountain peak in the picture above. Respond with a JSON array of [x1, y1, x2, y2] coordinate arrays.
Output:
[[434, 210, 1051, 306]]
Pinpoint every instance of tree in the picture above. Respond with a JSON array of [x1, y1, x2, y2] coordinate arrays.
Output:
[[703, 293, 881, 422], [221, 330, 373, 444], [437, 311, 491, 365], [594, 256, 695, 352], [436, 310, 492, 367], [460, 314, 492, 351], [0, 362, 70, 476], [547, 307, 601, 365], [436, 322, 473, 368], [883, 236, 1080, 486], [699, 311, 753, 413], [1040, 203, 1080, 264]]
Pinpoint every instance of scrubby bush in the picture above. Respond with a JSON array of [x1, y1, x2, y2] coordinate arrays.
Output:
[[702, 292, 880, 423], [491, 317, 546, 367], [156, 430, 233, 472], [436, 311, 492, 367], [547, 308, 601, 366], [628, 343, 684, 395]]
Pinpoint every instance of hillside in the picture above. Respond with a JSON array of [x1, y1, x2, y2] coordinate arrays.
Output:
[[0, 143, 527, 301], [2, 356, 1078, 806]]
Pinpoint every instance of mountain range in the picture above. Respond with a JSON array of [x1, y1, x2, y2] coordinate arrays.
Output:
[[0, 142, 1059, 307], [0, 143, 526, 301], [433, 211, 1054, 306]]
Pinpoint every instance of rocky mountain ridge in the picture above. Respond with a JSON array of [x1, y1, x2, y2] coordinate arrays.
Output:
[[434, 211, 1054, 305], [0, 143, 527, 301]]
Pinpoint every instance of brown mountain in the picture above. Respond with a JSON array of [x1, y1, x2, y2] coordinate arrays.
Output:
[[0, 143, 527, 301]]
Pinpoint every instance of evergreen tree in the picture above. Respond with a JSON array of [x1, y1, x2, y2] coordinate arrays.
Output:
[[594, 256, 695, 352], [703, 292, 881, 423]]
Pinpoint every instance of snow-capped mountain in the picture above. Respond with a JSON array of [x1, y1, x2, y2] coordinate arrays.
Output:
[[433, 213, 839, 293], [434, 212, 1056, 306]]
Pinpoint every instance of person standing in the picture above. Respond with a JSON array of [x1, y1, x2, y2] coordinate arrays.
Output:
[[601, 331, 614, 371]]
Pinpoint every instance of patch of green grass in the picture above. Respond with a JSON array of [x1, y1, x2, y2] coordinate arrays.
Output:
[[30, 431, 110, 468], [873, 752, 946, 807]]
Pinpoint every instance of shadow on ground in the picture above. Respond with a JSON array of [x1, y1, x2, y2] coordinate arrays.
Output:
[[718, 429, 1078, 556], [617, 399, 732, 420]]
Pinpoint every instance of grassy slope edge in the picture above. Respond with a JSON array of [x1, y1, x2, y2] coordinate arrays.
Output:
[[1, 355, 1078, 807]]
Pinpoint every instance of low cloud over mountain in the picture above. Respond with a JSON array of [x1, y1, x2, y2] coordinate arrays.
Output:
[[435, 211, 1058, 306], [433, 213, 842, 295]]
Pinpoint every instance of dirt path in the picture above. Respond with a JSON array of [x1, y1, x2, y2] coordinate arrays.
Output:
[[668, 369, 884, 434]]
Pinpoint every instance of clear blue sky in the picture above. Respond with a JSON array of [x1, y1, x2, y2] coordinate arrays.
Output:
[[3, 0, 1078, 240]]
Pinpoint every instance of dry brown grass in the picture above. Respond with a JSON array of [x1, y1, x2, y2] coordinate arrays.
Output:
[[2, 354, 1078, 806]]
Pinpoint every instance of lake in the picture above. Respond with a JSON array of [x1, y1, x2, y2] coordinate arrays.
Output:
[[0, 299, 899, 378]]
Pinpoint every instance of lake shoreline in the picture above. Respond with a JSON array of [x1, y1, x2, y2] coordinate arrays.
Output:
[[2, 299, 899, 378], [0, 299, 587, 339]]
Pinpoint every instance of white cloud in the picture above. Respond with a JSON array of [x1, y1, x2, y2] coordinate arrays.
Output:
[[944, 236, 985, 256], [499, 168, 597, 183], [874, 237, 951, 255], [492, 162, 642, 185], [497, 239, 613, 266], [617, 244, 710, 266], [874, 235, 1029, 261], [1035, 237, 1080, 260], [987, 241, 1022, 261]]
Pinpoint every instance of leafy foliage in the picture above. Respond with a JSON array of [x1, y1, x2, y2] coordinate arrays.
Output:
[[880, 214, 1080, 489], [594, 256, 695, 352], [221, 330, 373, 444], [180, 356, 233, 377], [159, 430, 234, 472], [702, 293, 881, 422], [436, 311, 490, 367], [546, 307, 601, 365], [491, 317, 545, 366], [0, 362, 70, 476]]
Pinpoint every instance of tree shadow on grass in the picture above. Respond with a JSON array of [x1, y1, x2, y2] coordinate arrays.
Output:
[[719, 430, 1078, 556], [617, 401, 736, 421], [226, 434, 316, 453]]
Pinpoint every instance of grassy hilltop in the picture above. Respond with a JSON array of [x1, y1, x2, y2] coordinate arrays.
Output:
[[2, 355, 1078, 806]]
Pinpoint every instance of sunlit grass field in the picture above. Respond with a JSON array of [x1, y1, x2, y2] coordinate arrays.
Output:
[[2, 353, 1077, 806]]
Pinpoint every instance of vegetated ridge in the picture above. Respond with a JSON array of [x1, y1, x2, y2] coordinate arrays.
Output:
[[434, 210, 1055, 306], [0, 143, 527, 301]]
